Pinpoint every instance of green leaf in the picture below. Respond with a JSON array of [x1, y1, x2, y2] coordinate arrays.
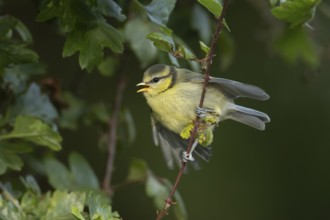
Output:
[[86, 192, 121, 220], [0, 147, 23, 173], [71, 206, 86, 220], [0, 15, 17, 37], [20, 175, 41, 195], [144, 0, 176, 26], [124, 18, 157, 67], [197, 0, 223, 17], [0, 116, 62, 151], [191, 4, 212, 44], [46, 191, 85, 220], [69, 152, 99, 189], [197, 0, 230, 31], [0, 16, 32, 43], [127, 158, 148, 181], [274, 27, 318, 67], [199, 41, 210, 55], [0, 42, 39, 68], [0, 142, 33, 175], [44, 157, 76, 190], [271, 0, 321, 28], [63, 21, 124, 71], [97, 0, 126, 21], [177, 45, 196, 60], [145, 173, 169, 209], [5, 83, 58, 124], [146, 32, 175, 53]]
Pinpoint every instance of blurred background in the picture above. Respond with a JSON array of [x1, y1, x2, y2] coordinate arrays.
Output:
[[2, 0, 330, 219]]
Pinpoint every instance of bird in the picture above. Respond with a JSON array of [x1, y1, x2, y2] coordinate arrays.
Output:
[[137, 64, 270, 169]]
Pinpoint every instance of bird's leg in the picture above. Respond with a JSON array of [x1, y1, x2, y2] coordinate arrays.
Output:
[[182, 139, 199, 162]]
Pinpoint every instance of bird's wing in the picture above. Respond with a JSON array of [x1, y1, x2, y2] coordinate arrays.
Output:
[[151, 116, 212, 170], [190, 75, 269, 101]]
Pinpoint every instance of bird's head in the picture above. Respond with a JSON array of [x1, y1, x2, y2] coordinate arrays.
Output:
[[137, 64, 176, 96]]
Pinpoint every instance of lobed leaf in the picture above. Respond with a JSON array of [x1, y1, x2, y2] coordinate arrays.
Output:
[[0, 115, 62, 151], [146, 32, 175, 53], [271, 0, 321, 28]]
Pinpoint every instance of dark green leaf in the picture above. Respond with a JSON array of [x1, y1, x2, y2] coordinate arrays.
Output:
[[197, 0, 230, 31], [46, 191, 85, 220], [146, 32, 175, 53], [0, 148, 23, 173], [86, 192, 121, 220], [271, 0, 321, 28], [0, 42, 39, 68], [124, 18, 157, 67], [197, 0, 222, 17], [63, 22, 124, 71], [0, 116, 62, 151], [274, 27, 318, 67], [127, 158, 148, 181], [0, 15, 16, 37], [0, 142, 33, 153], [97, 0, 126, 21], [144, 0, 176, 26], [68, 152, 99, 189]]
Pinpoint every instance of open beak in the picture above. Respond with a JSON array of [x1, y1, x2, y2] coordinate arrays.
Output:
[[136, 82, 150, 93]]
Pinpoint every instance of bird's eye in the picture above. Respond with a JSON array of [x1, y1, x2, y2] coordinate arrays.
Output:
[[152, 77, 160, 83]]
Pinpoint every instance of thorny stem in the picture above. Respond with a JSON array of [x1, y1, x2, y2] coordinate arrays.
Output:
[[102, 74, 126, 196], [156, 0, 230, 219]]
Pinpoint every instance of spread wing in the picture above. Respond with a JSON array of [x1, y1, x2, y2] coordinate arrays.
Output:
[[151, 116, 212, 170]]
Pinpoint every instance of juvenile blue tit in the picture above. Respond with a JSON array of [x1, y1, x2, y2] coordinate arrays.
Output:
[[137, 64, 270, 169]]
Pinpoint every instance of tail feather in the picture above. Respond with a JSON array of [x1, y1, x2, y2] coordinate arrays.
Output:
[[227, 105, 270, 130]]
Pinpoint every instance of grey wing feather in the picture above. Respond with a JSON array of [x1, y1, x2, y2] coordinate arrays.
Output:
[[151, 116, 212, 170], [208, 77, 269, 101]]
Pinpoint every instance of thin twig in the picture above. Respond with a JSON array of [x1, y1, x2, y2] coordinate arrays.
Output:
[[102, 73, 126, 196], [156, 0, 230, 219]]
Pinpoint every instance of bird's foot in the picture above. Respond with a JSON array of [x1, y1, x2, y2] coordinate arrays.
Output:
[[180, 123, 194, 139], [198, 129, 213, 146], [196, 107, 216, 118], [182, 151, 195, 162]]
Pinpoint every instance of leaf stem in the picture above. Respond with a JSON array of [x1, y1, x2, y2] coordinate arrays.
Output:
[[102, 73, 126, 196], [156, 0, 230, 219]]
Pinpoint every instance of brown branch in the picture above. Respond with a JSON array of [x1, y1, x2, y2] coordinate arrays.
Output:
[[156, 1, 230, 219], [102, 73, 126, 196]]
